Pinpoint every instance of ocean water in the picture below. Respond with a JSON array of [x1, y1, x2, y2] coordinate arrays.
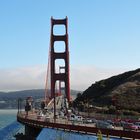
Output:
[[0, 110, 17, 130], [0, 109, 23, 140]]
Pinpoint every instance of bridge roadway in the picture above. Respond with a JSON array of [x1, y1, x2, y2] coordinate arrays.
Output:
[[17, 111, 140, 140]]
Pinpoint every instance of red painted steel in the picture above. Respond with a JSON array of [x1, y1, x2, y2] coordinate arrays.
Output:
[[17, 115, 140, 140], [50, 17, 70, 118]]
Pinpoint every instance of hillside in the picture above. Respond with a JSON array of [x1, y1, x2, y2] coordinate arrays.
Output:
[[73, 68, 140, 115], [0, 89, 79, 109]]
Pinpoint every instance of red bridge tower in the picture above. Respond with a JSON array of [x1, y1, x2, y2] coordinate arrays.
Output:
[[50, 17, 70, 118]]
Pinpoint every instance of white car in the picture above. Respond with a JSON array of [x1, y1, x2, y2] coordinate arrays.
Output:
[[69, 114, 83, 122]]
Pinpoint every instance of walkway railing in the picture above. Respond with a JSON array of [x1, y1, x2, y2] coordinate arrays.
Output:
[[17, 112, 140, 140]]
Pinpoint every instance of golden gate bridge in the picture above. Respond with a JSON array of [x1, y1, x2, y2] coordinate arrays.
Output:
[[16, 17, 140, 140]]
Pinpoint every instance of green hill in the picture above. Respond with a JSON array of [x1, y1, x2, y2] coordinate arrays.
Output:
[[73, 68, 140, 115]]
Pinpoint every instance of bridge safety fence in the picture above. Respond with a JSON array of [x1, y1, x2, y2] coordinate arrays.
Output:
[[17, 113, 140, 140]]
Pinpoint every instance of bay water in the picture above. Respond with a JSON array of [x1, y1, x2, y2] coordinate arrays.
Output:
[[0, 109, 17, 130]]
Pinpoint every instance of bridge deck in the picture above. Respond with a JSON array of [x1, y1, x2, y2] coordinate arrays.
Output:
[[17, 111, 140, 140]]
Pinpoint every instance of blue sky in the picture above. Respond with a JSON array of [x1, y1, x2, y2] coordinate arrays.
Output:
[[0, 0, 140, 91]]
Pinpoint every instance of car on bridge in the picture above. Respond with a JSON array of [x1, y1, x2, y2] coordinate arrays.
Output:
[[69, 114, 83, 122], [96, 120, 114, 129], [83, 118, 92, 124], [123, 123, 139, 131]]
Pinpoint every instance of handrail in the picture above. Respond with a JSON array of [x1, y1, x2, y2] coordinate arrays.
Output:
[[17, 114, 140, 139]]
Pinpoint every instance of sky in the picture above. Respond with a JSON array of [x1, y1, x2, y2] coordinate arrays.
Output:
[[0, 0, 140, 91]]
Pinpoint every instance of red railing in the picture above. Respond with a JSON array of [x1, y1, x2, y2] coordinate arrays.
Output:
[[17, 114, 140, 139]]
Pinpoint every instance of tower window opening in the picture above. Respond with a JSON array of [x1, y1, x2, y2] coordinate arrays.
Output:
[[54, 41, 66, 53], [53, 25, 66, 35]]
